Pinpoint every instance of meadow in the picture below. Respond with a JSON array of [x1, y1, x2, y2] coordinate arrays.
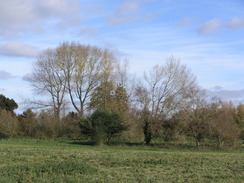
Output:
[[0, 138, 243, 183]]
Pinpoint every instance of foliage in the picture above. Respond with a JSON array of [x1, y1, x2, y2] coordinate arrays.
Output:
[[18, 109, 37, 137], [181, 102, 210, 147], [182, 98, 240, 148], [0, 94, 18, 112], [162, 116, 181, 142], [90, 81, 128, 113], [60, 112, 82, 138], [207, 100, 239, 147], [0, 110, 19, 137], [90, 80, 115, 110], [236, 104, 244, 140], [80, 109, 126, 145]]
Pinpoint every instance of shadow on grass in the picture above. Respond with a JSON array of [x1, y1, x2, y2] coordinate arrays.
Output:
[[68, 141, 145, 147], [62, 138, 243, 152], [65, 139, 93, 146], [67, 139, 195, 151]]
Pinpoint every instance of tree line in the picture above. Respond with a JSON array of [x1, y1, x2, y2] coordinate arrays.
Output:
[[0, 42, 243, 147]]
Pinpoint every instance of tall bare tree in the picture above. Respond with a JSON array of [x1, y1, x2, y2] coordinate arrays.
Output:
[[135, 57, 199, 145], [114, 59, 136, 105], [56, 42, 116, 117], [30, 49, 67, 121], [30, 42, 117, 118]]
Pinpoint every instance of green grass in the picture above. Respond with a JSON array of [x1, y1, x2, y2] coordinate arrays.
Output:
[[0, 138, 243, 182]]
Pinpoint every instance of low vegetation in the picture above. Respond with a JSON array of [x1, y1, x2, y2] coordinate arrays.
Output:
[[0, 138, 243, 183]]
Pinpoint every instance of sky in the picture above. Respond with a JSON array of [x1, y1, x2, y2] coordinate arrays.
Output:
[[0, 0, 244, 112]]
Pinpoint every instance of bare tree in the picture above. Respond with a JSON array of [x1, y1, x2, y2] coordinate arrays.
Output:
[[29, 42, 117, 118], [56, 42, 116, 117], [114, 59, 136, 104], [182, 96, 240, 148], [30, 49, 67, 121], [135, 57, 199, 145], [181, 93, 210, 148]]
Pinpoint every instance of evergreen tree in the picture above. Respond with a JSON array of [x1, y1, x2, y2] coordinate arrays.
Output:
[[0, 94, 18, 112]]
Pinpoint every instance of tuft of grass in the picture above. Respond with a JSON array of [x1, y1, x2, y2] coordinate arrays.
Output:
[[0, 162, 96, 183]]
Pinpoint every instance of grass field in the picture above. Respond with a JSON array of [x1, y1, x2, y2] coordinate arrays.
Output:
[[0, 138, 243, 183]]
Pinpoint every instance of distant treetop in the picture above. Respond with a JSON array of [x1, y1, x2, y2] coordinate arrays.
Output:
[[0, 94, 18, 112]]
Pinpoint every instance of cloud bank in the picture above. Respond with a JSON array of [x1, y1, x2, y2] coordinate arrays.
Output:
[[0, 42, 40, 57], [197, 19, 221, 35], [0, 0, 82, 37], [227, 18, 244, 30], [205, 87, 244, 105], [176, 17, 194, 26], [197, 17, 244, 35], [0, 70, 16, 80], [108, 1, 140, 25]]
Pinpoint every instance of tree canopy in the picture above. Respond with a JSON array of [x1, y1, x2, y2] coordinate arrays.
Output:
[[0, 94, 18, 112]]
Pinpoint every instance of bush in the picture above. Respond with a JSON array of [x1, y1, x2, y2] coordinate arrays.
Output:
[[0, 110, 19, 137], [18, 109, 37, 137], [60, 112, 81, 138], [80, 109, 126, 145], [34, 110, 59, 137]]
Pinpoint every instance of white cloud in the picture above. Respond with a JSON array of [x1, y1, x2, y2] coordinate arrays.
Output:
[[107, 1, 140, 25], [0, 0, 82, 37], [143, 13, 157, 22], [176, 17, 194, 26], [112, 22, 244, 91], [227, 18, 244, 30], [79, 27, 99, 37], [22, 73, 32, 82], [37, 0, 80, 17], [210, 86, 223, 91], [0, 0, 37, 36], [85, 4, 104, 18], [197, 19, 221, 35], [0, 88, 6, 92], [0, 70, 16, 80], [119, 1, 139, 12], [0, 42, 39, 57]]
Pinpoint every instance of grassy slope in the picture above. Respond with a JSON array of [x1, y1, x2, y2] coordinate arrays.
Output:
[[0, 139, 243, 183]]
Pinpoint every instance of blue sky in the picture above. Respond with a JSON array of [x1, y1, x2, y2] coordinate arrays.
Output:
[[0, 0, 244, 111]]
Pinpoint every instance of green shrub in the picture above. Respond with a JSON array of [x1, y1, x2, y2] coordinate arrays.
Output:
[[80, 109, 126, 145]]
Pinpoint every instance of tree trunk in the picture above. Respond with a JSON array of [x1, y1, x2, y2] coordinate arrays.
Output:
[[144, 121, 152, 145], [217, 136, 224, 148], [93, 132, 106, 146], [195, 138, 200, 149]]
